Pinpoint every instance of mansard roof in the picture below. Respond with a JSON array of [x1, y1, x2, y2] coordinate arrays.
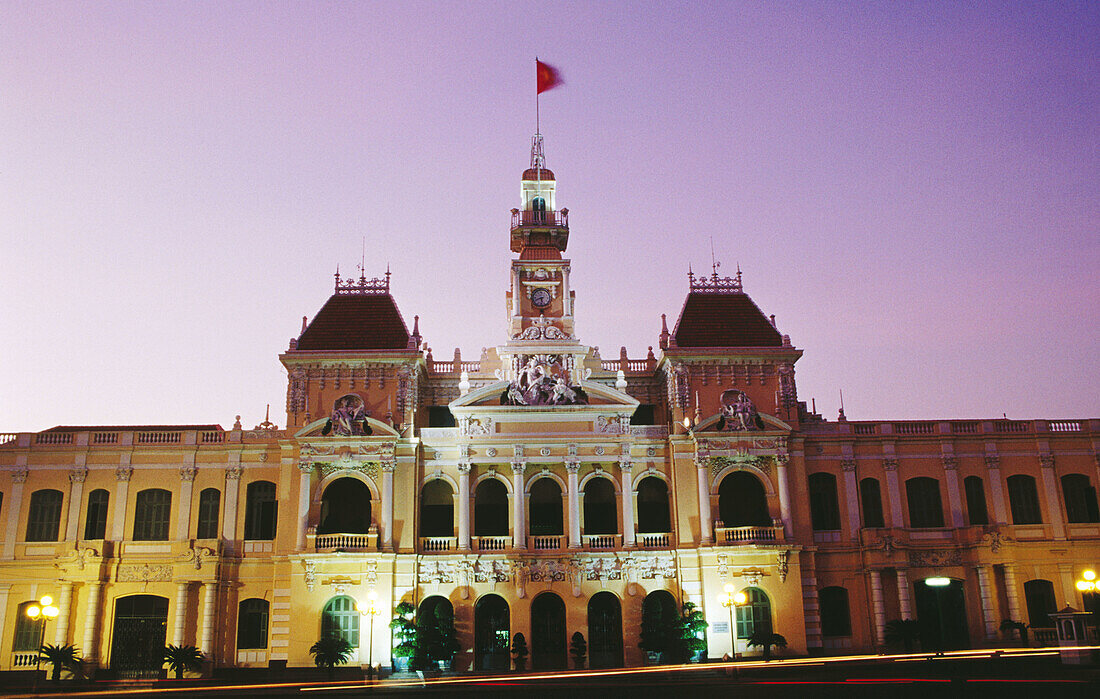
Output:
[[671, 274, 783, 348], [296, 293, 411, 351]]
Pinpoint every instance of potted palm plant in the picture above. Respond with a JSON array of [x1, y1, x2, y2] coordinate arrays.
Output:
[[569, 632, 587, 669], [38, 643, 82, 683], [390, 601, 419, 672], [884, 618, 921, 652], [163, 644, 204, 680], [747, 630, 787, 661], [309, 636, 353, 680]]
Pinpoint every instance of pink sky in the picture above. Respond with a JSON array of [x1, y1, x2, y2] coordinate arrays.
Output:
[[1, 2, 1097, 431]]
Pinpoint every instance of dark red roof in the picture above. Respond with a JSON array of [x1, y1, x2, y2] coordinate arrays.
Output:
[[519, 245, 562, 260], [43, 425, 223, 432], [522, 167, 555, 181], [295, 294, 411, 351], [671, 292, 783, 348]]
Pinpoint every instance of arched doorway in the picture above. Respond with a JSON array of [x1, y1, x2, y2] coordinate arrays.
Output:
[[588, 591, 623, 668], [914, 578, 969, 651], [418, 596, 456, 667], [529, 478, 563, 536], [640, 590, 679, 663], [420, 480, 454, 537], [531, 592, 566, 669], [110, 595, 169, 679], [474, 479, 509, 536], [318, 477, 372, 534], [474, 594, 510, 671], [583, 478, 617, 535], [718, 472, 770, 527]]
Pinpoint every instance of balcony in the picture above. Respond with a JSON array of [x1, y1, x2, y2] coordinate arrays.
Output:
[[313, 530, 377, 552], [637, 532, 672, 549], [509, 208, 569, 253], [530, 535, 565, 551], [420, 536, 457, 552], [583, 534, 621, 550], [473, 535, 510, 552], [714, 525, 784, 545], [511, 208, 568, 230]]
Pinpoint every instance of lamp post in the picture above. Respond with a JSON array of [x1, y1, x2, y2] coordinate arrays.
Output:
[[25, 595, 59, 692], [1075, 569, 1098, 635], [720, 584, 747, 660], [356, 593, 382, 681]]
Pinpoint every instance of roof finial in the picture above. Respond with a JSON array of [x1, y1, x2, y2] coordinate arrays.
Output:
[[687, 263, 694, 286], [735, 262, 743, 291], [300, 316, 308, 334], [710, 236, 721, 280]]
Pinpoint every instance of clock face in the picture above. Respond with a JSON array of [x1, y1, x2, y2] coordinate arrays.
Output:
[[531, 288, 552, 308]]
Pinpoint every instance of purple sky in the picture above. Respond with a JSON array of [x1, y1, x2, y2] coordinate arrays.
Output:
[[1, 2, 1097, 431]]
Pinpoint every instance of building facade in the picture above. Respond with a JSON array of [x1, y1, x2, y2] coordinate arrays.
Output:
[[1, 138, 1098, 678]]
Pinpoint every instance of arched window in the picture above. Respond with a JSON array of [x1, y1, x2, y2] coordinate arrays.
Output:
[[417, 596, 455, 665], [859, 478, 885, 528], [133, 489, 171, 541], [735, 587, 772, 639], [318, 477, 372, 535], [964, 476, 989, 525], [905, 477, 944, 528], [808, 473, 841, 531], [636, 477, 671, 533], [587, 591, 624, 668], [531, 592, 567, 669], [237, 598, 269, 649], [196, 488, 220, 539], [1007, 475, 1042, 525], [25, 489, 63, 542], [819, 586, 851, 637], [13, 602, 42, 651], [1061, 474, 1100, 523], [321, 596, 359, 647], [84, 488, 110, 540], [474, 594, 510, 671], [583, 477, 617, 535], [420, 480, 454, 537], [717, 471, 770, 527], [474, 478, 509, 537], [529, 478, 563, 536], [1023, 579, 1057, 628], [244, 481, 277, 540]]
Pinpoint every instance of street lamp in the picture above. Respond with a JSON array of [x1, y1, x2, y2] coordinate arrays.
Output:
[[720, 584, 747, 659], [356, 592, 383, 680], [1074, 569, 1096, 593], [26, 595, 59, 691]]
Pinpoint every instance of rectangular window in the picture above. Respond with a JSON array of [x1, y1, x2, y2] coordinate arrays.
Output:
[[26, 490, 63, 542], [964, 477, 989, 525], [84, 489, 109, 540], [905, 478, 945, 528], [808, 473, 841, 531], [196, 488, 220, 539], [133, 489, 172, 541], [1007, 476, 1042, 525], [859, 478, 885, 528]]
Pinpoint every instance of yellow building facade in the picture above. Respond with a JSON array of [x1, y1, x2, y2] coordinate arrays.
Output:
[[1, 140, 1097, 678]]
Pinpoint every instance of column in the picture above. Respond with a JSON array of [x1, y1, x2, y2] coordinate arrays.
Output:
[[176, 463, 197, 540], [54, 580, 74, 645], [975, 566, 997, 639], [869, 570, 886, 646], [841, 459, 861, 539], [172, 581, 190, 646], [620, 458, 635, 548], [222, 463, 242, 540], [776, 455, 793, 537], [511, 268, 521, 316], [561, 265, 572, 317], [985, 454, 1009, 524], [65, 467, 87, 542], [696, 458, 712, 544], [4, 469, 27, 559], [296, 462, 312, 551], [511, 462, 526, 550], [380, 459, 395, 551], [1003, 563, 1022, 622], [199, 582, 218, 658], [895, 568, 912, 619], [566, 460, 581, 548], [942, 455, 965, 528], [802, 553, 822, 651], [111, 465, 132, 541], [457, 462, 471, 551], [883, 460, 904, 528], [81, 582, 102, 661], [1039, 455, 1066, 539]]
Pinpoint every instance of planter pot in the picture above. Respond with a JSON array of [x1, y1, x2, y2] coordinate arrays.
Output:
[[644, 651, 661, 665], [392, 656, 411, 673], [437, 659, 452, 672], [690, 650, 705, 664]]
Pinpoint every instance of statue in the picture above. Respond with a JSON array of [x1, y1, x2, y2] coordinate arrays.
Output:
[[718, 389, 763, 431], [322, 394, 372, 436]]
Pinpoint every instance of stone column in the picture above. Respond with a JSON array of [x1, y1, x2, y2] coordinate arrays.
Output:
[[620, 458, 635, 547], [176, 463, 197, 540], [54, 580, 74, 645], [296, 462, 312, 551], [776, 455, 793, 537], [1003, 563, 1022, 622], [975, 565, 997, 639], [841, 459, 861, 538], [895, 568, 912, 619], [3, 469, 27, 559], [1039, 455, 1066, 538], [985, 454, 1009, 524], [566, 460, 581, 548], [457, 462, 471, 551], [696, 458, 712, 544], [380, 458, 395, 551], [173, 581, 190, 646], [199, 582, 218, 657], [883, 459, 904, 528], [65, 466, 87, 542], [511, 268, 521, 316], [942, 455, 965, 528], [870, 569, 886, 646], [511, 461, 526, 550], [222, 462, 242, 541], [81, 582, 102, 661], [111, 465, 132, 541], [561, 265, 572, 317]]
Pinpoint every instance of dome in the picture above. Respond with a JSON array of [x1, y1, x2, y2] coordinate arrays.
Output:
[[522, 167, 555, 181]]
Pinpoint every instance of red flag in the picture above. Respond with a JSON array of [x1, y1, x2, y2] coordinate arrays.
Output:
[[536, 60, 562, 94]]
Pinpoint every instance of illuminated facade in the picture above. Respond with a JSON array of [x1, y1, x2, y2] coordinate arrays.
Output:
[[1, 137, 1097, 678]]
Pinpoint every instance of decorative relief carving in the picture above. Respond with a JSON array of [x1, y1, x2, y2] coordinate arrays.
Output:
[[618, 458, 633, 473], [1039, 454, 1055, 470], [907, 549, 962, 567], [594, 446, 605, 456], [634, 554, 676, 580], [565, 460, 580, 474], [303, 559, 317, 591], [117, 563, 172, 583], [55, 543, 100, 572], [177, 545, 216, 571], [646, 447, 656, 457], [882, 458, 898, 472], [941, 456, 958, 470], [982, 529, 1013, 553], [11, 468, 28, 484], [486, 447, 497, 457], [717, 389, 764, 431], [419, 560, 457, 585], [984, 455, 1000, 469], [707, 455, 771, 479], [459, 416, 492, 436], [511, 461, 527, 476], [540, 447, 552, 457], [841, 458, 856, 472], [877, 534, 899, 555], [775, 550, 790, 583], [503, 354, 586, 405], [225, 464, 243, 481], [69, 467, 88, 483], [115, 466, 133, 482], [717, 553, 729, 578], [472, 559, 512, 584], [297, 461, 313, 474], [179, 465, 198, 482], [456, 461, 472, 475]]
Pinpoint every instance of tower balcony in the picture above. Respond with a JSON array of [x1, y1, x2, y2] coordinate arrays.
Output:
[[510, 208, 569, 253]]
